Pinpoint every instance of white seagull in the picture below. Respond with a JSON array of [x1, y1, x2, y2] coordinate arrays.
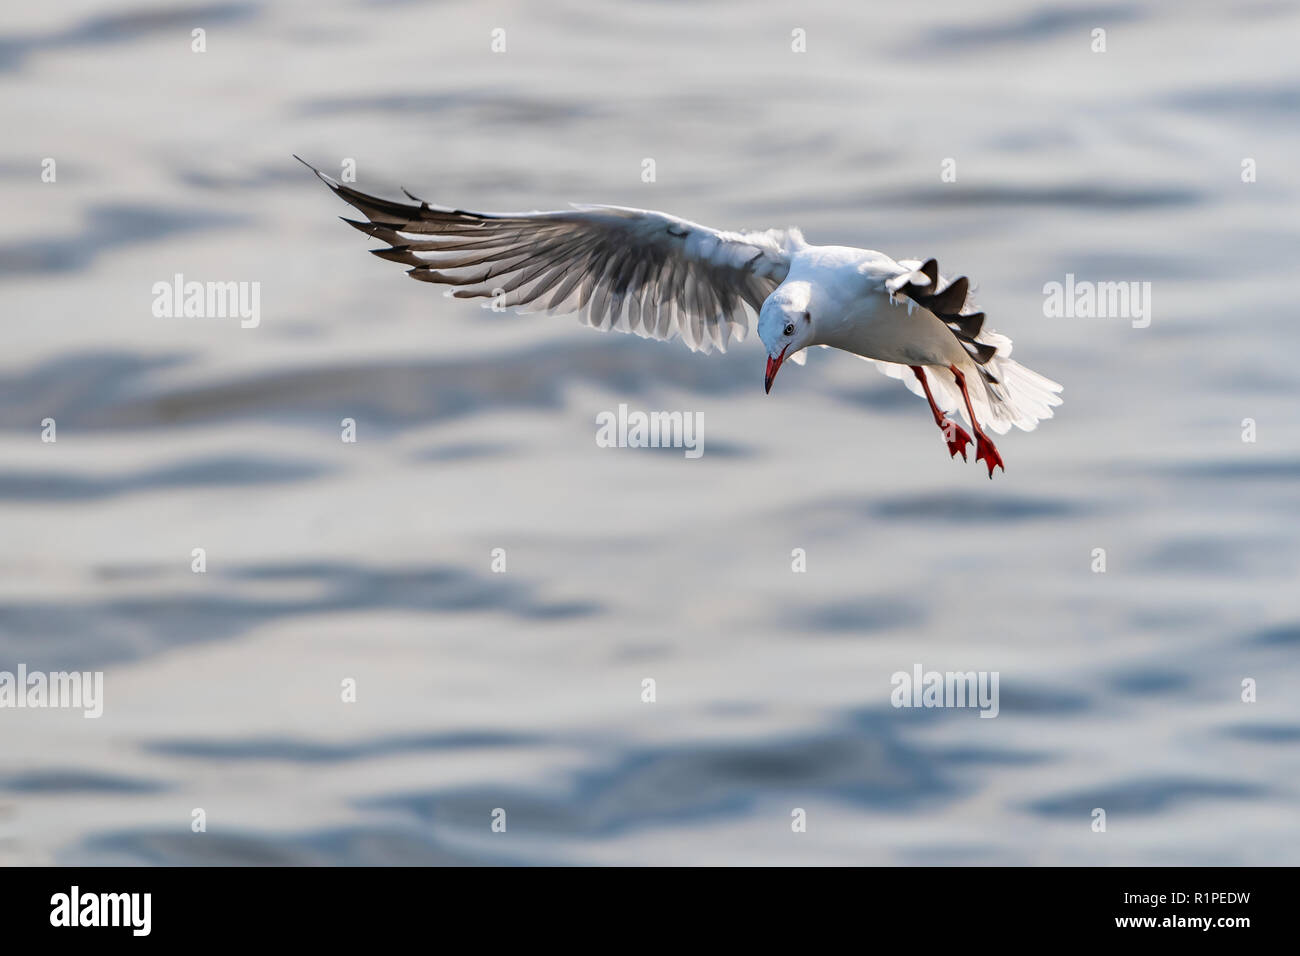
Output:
[[298, 158, 1061, 477]]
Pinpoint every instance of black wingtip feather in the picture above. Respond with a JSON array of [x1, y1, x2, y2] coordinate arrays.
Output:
[[340, 216, 383, 237], [946, 311, 985, 339], [919, 258, 938, 287], [295, 154, 343, 192], [407, 267, 436, 283], [371, 246, 420, 264], [928, 276, 969, 316]]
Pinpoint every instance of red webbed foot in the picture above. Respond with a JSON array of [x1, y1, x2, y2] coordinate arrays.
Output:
[[946, 364, 1006, 479], [940, 419, 972, 461], [974, 433, 1005, 478]]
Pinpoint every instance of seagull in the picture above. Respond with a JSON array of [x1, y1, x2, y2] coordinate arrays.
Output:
[[297, 157, 1061, 477]]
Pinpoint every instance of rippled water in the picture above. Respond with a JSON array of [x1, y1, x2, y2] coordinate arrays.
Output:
[[2, 0, 1298, 865]]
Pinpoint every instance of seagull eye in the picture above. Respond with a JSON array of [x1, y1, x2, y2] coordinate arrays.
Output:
[[783, 323, 795, 336]]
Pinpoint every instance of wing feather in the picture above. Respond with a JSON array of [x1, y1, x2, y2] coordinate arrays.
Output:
[[299, 157, 797, 354]]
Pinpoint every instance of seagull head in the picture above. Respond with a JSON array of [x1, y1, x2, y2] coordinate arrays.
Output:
[[758, 283, 814, 394]]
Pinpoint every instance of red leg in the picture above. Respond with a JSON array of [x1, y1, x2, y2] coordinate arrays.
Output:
[[948, 364, 1005, 478], [910, 365, 971, 461]]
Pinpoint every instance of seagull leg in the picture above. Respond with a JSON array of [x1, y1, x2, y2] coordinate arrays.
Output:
[[948, 364, 1005, 478], [910, 365, 971, 462]]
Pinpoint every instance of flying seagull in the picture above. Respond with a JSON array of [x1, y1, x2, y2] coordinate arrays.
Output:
[[297, 157, 1061, 477]]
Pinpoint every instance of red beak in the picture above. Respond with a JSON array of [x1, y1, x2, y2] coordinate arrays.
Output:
[[764, 347, 788, 394]]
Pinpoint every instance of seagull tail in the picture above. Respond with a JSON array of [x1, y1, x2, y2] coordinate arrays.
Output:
[[973, 338, 1063, 434], [866, 348, 1062, 435]]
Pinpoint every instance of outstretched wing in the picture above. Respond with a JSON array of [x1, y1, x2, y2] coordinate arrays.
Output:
[[298, 158, 797, 354]]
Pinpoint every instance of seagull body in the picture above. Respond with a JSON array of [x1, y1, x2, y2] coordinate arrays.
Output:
[[299, 158, 1062, 476]]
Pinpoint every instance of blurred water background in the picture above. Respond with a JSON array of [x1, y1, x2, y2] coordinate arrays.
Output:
[[1, 0, 1298, 865]]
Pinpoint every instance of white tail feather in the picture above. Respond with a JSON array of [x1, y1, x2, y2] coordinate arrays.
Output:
[[863, 349, 1062, 435]]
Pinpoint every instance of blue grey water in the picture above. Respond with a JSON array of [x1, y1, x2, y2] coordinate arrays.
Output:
[[1, 0, 1297, 865]]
